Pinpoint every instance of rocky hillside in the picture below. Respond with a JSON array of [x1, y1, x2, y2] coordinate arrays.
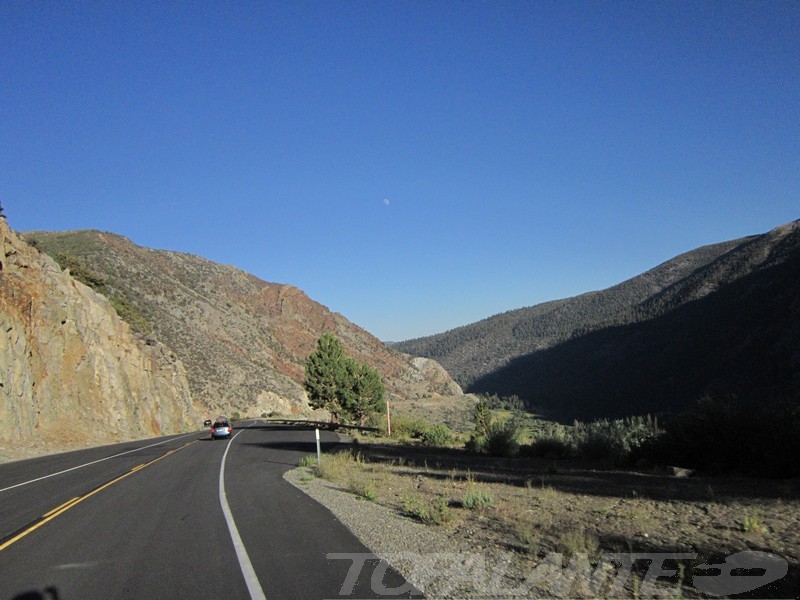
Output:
[[398, 220, 800, 421], [0, 219, 198, 459], [25, 230, 466, 421]]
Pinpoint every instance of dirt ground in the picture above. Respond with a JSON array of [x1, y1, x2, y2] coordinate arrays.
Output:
[[329, 440, 800, 598]]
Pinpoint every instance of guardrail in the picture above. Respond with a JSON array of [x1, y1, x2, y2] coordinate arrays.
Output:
[[250, 418, 381, 434]]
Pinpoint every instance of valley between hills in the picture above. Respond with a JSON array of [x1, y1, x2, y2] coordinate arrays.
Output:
[[3, 216, 799, 597]]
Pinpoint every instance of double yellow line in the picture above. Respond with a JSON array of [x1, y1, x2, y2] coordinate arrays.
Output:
[[0, 440, 197, 552]]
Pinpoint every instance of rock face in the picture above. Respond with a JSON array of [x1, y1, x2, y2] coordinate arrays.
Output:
[[25, 230, 467, 421], [0, 219, 197, 457]]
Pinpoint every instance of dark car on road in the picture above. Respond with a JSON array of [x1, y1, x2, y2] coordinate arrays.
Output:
[[203, 419, 212, 427], [210, 419, 232, 440]]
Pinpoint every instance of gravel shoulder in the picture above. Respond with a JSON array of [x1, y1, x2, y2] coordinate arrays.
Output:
[[284, 441, 800, 599]]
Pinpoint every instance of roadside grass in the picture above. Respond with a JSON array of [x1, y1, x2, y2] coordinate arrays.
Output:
[[299, 454, 317, 468], [315, 449, 357, 483], [559, 528, 601, 559], [303, 438, 799, 598]]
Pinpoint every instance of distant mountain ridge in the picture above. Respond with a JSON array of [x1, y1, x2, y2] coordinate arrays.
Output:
[[25, 230, 466, 421], [396, 220, 800, 420]]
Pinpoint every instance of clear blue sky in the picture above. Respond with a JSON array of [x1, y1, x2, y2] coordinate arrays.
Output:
[[2, 1, 798, 341]]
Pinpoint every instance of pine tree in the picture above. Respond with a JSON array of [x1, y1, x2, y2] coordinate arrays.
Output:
[[304, 332, 349, 422], [304, 332, 386, 425], [341, 358, 386, 426]]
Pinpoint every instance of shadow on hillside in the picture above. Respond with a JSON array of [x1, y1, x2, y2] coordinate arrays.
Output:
[[470, 257, 800, 422]]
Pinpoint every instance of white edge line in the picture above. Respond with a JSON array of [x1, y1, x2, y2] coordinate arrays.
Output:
[[219, 423, 267, 600], [0, 431, 199, 494]]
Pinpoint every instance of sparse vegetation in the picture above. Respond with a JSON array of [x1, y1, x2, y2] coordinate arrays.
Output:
[[288, 434, 800, 599], [315, 449, 354, 483], [402, 494, 454, 526], [742, 512, 769, 534], [349, 474, 378, 502], [299, 455, 317, 468], [397, 226, 800, 431], [558, 528, 601, 559]]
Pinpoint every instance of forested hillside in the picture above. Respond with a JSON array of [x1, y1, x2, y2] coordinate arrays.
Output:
[[398, 220, 800, 421], [396, 236, 749, 386]]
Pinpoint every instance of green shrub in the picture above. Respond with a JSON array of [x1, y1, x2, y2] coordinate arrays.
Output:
[[465, 433, 486, 454], [387, 414, 433, 439], [466, 410, 521, 457], [525, 437, 576, 459], [108, 295, 149, 333], [526, 421, 577, 458], [420, 424, 452, 447], [485, 419, 520, 457], [571, 416, 662, 465], [462, 487, 493, 510], [402, 495, 454, 525]]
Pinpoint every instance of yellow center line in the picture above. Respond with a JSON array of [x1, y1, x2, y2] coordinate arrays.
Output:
[[42, 497, 81, 518], [0, 440, 198, 553]]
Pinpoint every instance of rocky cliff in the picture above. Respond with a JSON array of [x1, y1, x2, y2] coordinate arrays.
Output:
[[0, 219, 198, 459], [25, 230, 468, 423]]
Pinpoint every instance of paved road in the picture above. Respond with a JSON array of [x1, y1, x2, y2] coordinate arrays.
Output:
[[0, 422, 422, 599]]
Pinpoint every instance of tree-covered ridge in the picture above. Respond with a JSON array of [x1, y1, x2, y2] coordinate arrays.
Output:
[[395, 236, 750, 386], [397, 220, 800, 421]]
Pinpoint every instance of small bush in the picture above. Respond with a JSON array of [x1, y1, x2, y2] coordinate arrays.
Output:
[[462, 487, 493, 510], [403, 495, 454, 525], [466, 416, 521, 457], [527, 437, 576, 459], [387, 415, 433, 439], [559, 528, 601, 559], [485, 420, 520, 457], [741, 512, 769, 534], [420, 424, 452, 447], [568, 416, 662, 465], [511, 520, 539, 552]]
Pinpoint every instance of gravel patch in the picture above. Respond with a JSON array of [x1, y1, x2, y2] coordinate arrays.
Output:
[[284, 466, 530, 598], [284, 465, 458, 597]]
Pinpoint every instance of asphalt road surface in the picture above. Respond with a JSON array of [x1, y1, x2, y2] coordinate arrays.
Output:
[[0, 422, 423, 600]]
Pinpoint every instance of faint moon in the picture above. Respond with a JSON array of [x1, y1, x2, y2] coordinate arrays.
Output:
[[383, 198, 391, 206]]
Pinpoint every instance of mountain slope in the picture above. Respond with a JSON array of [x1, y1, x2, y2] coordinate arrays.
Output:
[[395, 236, 750, 387], [397, 220, 800, 421], [0, 219, 197, 458], [25, 230, 465, 420]]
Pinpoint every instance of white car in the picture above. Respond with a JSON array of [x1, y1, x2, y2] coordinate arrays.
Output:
[[210, 419, 232, 440]]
